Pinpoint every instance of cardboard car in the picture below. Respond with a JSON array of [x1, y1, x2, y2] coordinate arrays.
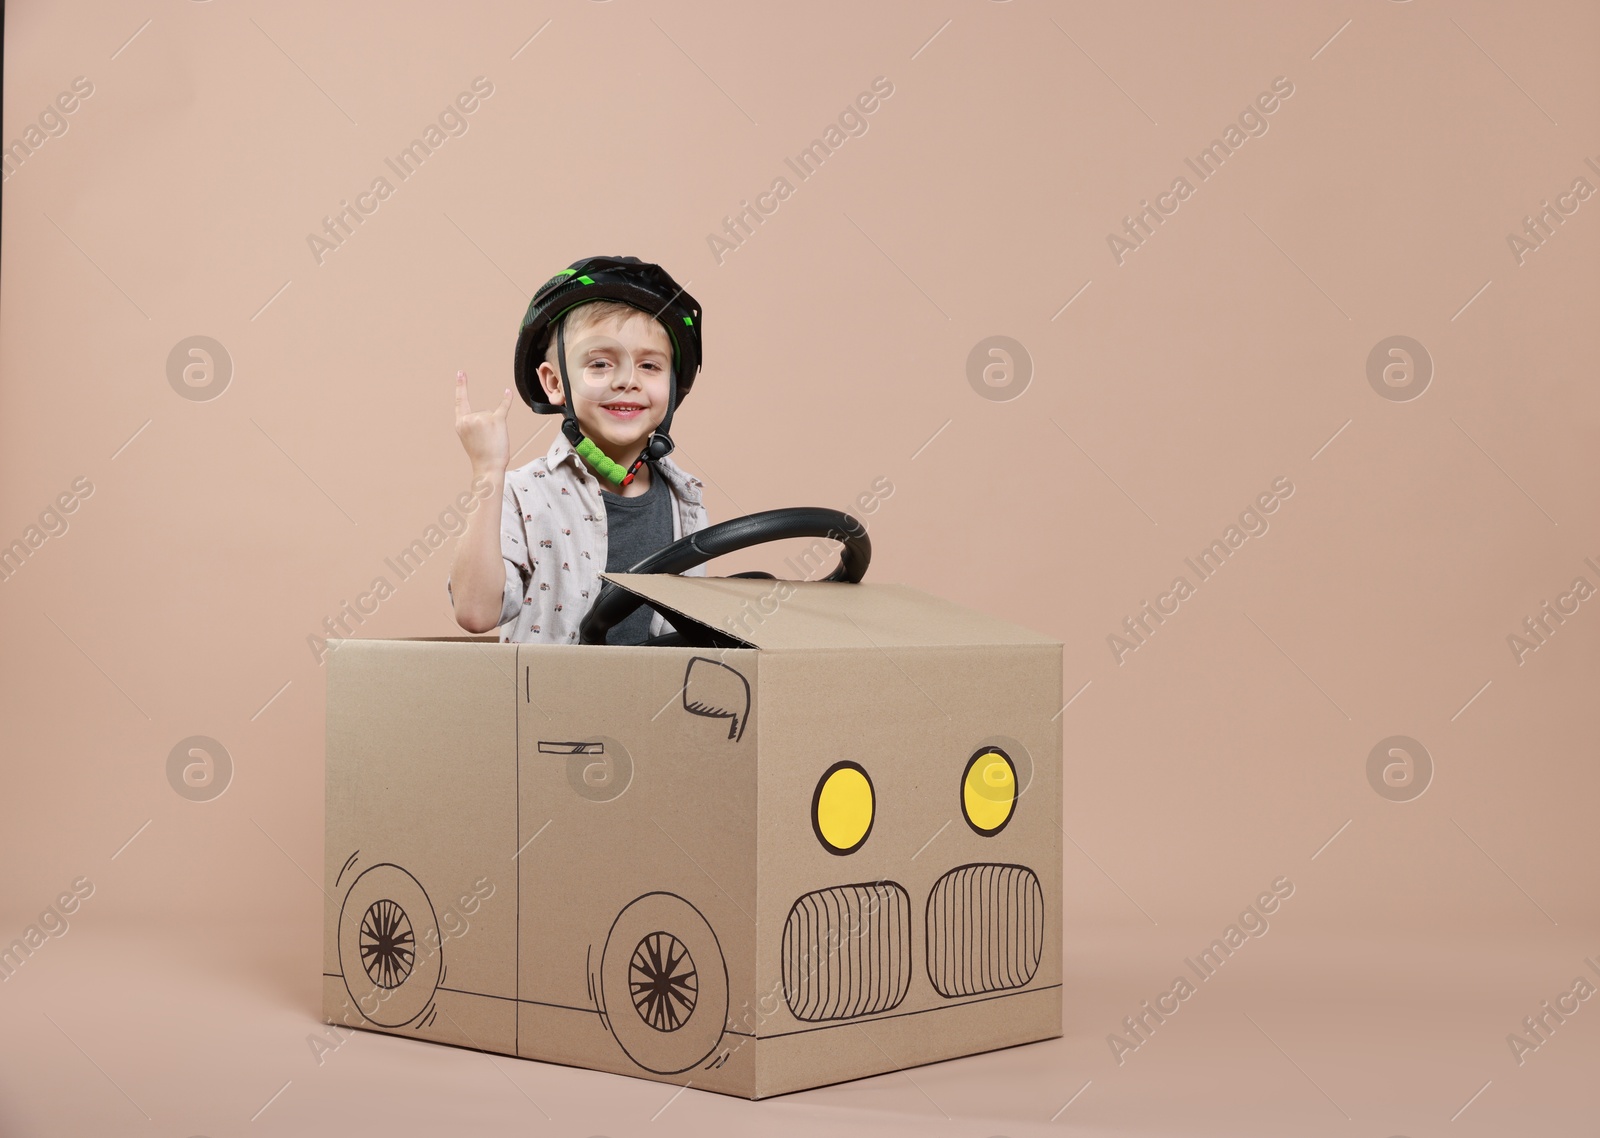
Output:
[[323, 509, 1063, 1098]]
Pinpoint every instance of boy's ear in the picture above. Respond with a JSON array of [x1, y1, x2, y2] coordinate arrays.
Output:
[[535, 361, 566, 406]]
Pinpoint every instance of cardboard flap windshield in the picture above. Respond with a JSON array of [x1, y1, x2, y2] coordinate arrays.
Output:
[[600, 573, 1061, 650], [324, 579, 1064, 1099]]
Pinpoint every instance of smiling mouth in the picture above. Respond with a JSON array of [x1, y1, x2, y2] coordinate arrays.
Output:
[[601, 403, 647, 414]]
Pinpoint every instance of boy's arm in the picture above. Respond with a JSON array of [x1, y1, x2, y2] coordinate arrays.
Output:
[[449, 471, 514, 633], [450, 371, 515, 633]]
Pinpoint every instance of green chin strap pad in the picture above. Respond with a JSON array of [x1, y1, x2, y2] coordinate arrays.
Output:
[[575, 435, 628, 485]]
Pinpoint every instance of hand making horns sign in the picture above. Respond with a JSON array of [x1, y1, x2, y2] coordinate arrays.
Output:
[[454, 370, 512, 476]]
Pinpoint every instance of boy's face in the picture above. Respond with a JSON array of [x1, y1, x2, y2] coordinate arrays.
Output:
[[537, 310, 674, 454]]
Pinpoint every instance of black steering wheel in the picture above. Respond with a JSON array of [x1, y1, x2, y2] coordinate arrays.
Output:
[[578, 507, 871, 646]]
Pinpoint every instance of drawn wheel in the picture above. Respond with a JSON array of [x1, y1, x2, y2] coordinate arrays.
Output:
[[629, 931, 698, 1031], [338, 864, 441, 1028], [360, 899, 415, 989], [601, 893, 727, 1074]]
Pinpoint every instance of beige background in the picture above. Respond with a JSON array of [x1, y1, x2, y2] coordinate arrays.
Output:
[[1, 0, 1595, 1134]]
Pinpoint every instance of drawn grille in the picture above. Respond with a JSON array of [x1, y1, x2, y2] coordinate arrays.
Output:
[[782, 882, 911, 1021], [925, 863, 1043, 998]]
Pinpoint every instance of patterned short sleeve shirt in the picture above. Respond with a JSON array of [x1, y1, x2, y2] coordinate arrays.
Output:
[[448, 430, 710, 643]]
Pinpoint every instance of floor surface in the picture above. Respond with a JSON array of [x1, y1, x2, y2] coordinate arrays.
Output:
[[1, 913, 1593, 1136]]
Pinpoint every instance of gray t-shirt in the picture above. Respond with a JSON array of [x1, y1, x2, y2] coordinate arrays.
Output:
[[601, 466, 675, 645]]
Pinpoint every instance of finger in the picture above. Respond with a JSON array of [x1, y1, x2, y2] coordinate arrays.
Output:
[[454, 371, 472, 419], [492, 387, 513, 419]]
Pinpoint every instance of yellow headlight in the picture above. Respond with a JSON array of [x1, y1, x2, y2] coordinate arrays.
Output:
[[812, 761, 874, 854], [962, 748, 1016, 835]]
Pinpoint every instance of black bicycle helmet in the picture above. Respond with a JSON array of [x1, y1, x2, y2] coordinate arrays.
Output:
[[511, 256, 702, 486]]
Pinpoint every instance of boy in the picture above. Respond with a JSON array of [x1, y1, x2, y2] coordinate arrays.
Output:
[[447, 256, 710, 644]]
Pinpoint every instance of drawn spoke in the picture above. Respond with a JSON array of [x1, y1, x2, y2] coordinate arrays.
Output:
[[629, 931, 698, 1032], [359, 899, 416, 989]]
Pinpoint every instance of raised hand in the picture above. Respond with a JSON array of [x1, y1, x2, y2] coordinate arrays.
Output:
[[453, 370, 512, 476]]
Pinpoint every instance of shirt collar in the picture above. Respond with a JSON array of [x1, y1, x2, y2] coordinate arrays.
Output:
[[544, 426, 704, 506]]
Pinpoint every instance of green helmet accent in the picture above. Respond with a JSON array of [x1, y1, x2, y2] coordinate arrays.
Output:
[[574, 436, 630, 485]]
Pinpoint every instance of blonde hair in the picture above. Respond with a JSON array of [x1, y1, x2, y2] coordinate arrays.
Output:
[[542, 300, 667, 371]]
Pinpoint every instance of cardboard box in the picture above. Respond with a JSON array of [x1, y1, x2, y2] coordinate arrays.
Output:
[[323, 574, 1063, 1099]]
